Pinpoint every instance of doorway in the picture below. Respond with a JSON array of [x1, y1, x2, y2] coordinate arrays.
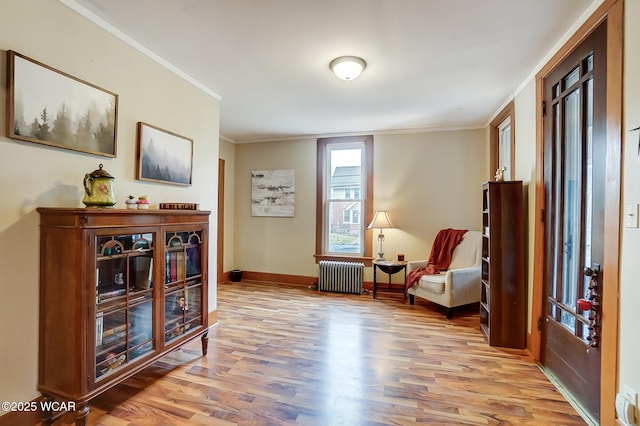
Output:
[[541, 21, 606, 421], [217, 158, 225, 284], [528, 0, 624, 424]]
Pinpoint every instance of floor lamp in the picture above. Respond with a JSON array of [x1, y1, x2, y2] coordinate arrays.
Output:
[[367, 211, 394, 260]]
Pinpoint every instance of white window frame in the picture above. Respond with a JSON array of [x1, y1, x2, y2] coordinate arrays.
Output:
[[323, 142, 366, 255], [498, 116, 512, 178], [315, 135, 373, 263]]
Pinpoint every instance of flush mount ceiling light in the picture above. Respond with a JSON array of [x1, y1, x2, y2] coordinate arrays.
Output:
[[329, 56, 366, 80]]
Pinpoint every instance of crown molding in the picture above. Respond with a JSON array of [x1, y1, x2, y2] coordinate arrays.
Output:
[[58, 0, 221, 101]]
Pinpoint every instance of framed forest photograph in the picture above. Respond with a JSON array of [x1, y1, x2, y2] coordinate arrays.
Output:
[[6, 50, 118, 157], [136, 122, 193, 186]]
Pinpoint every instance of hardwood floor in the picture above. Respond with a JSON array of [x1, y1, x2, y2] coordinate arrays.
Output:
[[58, 281, 584, 425]]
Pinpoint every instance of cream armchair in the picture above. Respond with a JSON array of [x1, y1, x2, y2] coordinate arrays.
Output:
[[406, 231, 482, 318]]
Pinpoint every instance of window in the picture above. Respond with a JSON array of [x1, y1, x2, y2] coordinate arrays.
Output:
[[343, 209, 351, 223], [490, 101, 515, 180], [498, 117, 512, 176], [316, 135, 373, 262], [352, 209, 360, 225], [342, 205, 360, 225]]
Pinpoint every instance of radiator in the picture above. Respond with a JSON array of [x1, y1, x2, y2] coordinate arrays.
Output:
[[318, 260, 364, 294]]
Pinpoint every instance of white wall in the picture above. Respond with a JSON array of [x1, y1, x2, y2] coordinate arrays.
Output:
[[373, 130, 487, 268], [0, 0, 219, 412], [513, 80, 537, 332], [618, 0, 640, 405], [232, 129, 487, 283], [234, 138, 318, 277]]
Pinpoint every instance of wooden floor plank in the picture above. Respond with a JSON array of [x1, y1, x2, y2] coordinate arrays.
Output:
[[50, 281, 584, 425]]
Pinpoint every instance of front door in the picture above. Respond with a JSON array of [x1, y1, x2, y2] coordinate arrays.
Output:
[[541, 21, 606, 421]]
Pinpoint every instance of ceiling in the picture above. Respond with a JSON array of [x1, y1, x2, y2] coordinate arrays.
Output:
[[68, 0, 596, 143]]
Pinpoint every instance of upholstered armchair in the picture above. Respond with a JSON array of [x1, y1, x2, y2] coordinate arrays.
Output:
[[406, 230, 482, 318]]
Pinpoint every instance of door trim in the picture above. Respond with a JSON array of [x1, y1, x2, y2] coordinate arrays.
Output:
[[531, 0, 622, 422], [217, 158, 225, 284]]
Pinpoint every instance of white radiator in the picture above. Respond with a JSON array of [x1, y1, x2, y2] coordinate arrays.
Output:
[[318, 260, 364, 294]]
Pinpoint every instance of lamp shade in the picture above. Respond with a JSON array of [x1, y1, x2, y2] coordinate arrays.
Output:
[[367, 211, 394, 229], [330, 56, 366, 80]]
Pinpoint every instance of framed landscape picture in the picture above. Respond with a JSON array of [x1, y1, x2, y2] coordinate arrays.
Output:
[[6, 50, 118, 157], [136, 122, 193, 186]]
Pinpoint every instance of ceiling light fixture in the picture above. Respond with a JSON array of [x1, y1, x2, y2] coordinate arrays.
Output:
[[330, 56, 366, 80]]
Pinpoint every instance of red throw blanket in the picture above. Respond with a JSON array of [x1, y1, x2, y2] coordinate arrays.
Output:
[[405, 228, 468, 292]]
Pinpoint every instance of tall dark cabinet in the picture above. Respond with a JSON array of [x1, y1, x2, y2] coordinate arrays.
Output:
[[37, 208, 210, 425], [480, 181, 526, 349]]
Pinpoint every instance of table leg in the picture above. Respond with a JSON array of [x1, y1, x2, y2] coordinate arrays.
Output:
[[404, 266, 407, 301], [201, 331, 209, 356], [74, 404, 89, 426], [373, 265, 377, 298]]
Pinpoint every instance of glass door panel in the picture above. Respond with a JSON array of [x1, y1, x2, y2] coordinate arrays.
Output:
[[186, 246, 201, 278], [164, 230, 204, 344], [129, 254, 153, 292], [95, 308, 127, 379], [548, 68, 595, 340], [185, 285, 202, 324], [560, 88, 581, 330], [165, 248, 185, 286], [94, 231, 155, 381], [96, 257, 127, 302], [165, 289, 187, 342], [129, 300, 153, 360]]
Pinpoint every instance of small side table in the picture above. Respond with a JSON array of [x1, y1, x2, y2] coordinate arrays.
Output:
[[372, 260, 408, 299]]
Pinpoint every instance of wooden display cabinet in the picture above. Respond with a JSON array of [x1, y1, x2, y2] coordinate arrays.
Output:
[[480, 181, 526, 349], [37, 208, 210, 425]]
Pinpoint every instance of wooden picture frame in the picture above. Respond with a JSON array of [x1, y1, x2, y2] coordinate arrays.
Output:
[[6, 50, 118, 157], [136, 122, 193, 186]]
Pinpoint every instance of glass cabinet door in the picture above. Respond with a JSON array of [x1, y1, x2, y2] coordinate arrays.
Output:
[[164, 230, 204, 343], [95, 233, 155, 380]]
